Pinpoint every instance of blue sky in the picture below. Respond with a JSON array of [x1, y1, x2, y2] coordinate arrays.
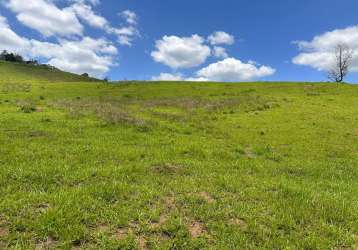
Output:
[[1, 0, 358, 82]]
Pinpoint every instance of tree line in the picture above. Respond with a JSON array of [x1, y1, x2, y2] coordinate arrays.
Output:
[[0, 50, 38, 65]]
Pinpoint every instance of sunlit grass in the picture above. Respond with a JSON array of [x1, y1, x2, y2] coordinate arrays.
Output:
[[0, 64, 357, 249]]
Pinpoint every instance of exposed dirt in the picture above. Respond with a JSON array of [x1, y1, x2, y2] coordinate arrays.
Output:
[[197, 192, 215, 203], [188, 221, 206, 238], [35, 236, 58, 250]]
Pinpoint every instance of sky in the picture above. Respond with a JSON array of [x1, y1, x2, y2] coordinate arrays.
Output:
[[1, 0, 358, 82]]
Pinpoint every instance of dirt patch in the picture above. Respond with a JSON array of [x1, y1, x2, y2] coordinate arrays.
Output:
[[35, 236, 58, 250], [114, 228, 129, 240], [0, 226, 9, 238], [163, 196, 176, 209], [97, 224, 109, 233], [244, 148, 256, 159], [151, 164, 185, 175], [229, 218, 248, 230], [333, 246, 351, 250], [114, 227, 148, 250], [138, 236, 148, 250], [28, 131, 48, 138], [197, 192, 215, 203], [0, 218, 9, 238], [150, 214, 167, 230], [188, 221, 206, 238], [35, 203, 50, 214]]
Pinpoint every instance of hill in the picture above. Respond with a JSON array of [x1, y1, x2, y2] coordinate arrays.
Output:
[[0, 66, 357, 249], [0, 61, 100, 83]]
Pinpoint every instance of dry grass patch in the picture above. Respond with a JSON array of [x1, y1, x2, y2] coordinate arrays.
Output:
[[114, 227, 130, 241], [138, 236, 148, 250], [151, 164, 186, 175], [0, 218, 9, 238], [163, 196, 176, 210], [0, 226, 9, 238], [197, 192, 215, 204], [54, 99, 150, 128], [35, 236, 58, 250], [229, 218, 248, 230], [2, 83, 32, 93]]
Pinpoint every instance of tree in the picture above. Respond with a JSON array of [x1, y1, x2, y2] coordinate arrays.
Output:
[[328, 44, 354, 83], [0, 50, 24, 63], [0, 50, 8, 60]]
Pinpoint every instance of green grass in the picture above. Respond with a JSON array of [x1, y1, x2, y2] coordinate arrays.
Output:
[[0, 63, 358, 249], [0, 61, 99, 83]]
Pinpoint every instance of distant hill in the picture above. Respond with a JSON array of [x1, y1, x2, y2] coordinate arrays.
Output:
[[0, 60, 101, 83]]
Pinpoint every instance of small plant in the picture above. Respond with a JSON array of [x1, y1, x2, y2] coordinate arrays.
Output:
[[20, 103, 37, 113]]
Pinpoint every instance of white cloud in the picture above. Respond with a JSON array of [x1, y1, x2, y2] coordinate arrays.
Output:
[[151, 35, 211, 69], [4, 0, 83, 37], [68, 0, 100, 5], [119, 10, 138, 25], [151, 73, 183, 81], [32, 37, 117, 77], [292, 25, 358, 72], [67, 3, 140, 46], [108, 26, 139, 46], [4, 0, 140, 46], [208, 31, 234, 45], [213, 46, 228, 59], [0, 15, 30, 53], [185, 77, 209, 82], [0, 15, 117, 77], [196, 58, 275, 82], [70, 2, 108, 28]]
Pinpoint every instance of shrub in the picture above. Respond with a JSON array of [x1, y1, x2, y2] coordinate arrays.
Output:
[[20, 103, 37, 113]]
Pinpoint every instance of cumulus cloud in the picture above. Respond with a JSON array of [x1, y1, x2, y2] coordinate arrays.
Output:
[[196, 58, 275, 82], [0, 15, 117, 77], [208, 31, 234, 45], [4, 0, 83, 37], [151, 58, 275, 82], [213, 46, 228, 59], [4, 0, 139, 46], [151, 35, 211, 69], [292, 25, 358, 72], [151, 73, 183, 81]]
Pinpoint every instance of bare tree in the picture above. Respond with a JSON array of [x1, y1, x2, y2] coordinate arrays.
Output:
[[328, 44, 354, 83]]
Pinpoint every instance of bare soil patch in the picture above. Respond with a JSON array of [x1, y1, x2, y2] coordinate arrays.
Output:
[[188, 221, 206, 238]]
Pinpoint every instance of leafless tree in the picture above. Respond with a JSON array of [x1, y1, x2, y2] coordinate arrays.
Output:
[[328, 44, 354, 83]]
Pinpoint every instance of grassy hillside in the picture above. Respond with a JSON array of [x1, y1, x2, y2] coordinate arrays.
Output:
[[0, 61, 100, 83], [0, 64, 357, 249]]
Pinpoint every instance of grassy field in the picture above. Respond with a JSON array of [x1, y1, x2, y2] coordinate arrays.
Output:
[[0, 61, 99, 83], [0, 63, 357, 249]]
